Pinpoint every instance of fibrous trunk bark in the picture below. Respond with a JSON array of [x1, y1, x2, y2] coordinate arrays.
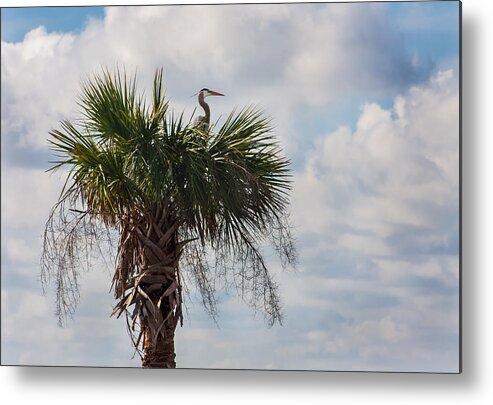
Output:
[[142, 316, 176, 368], [112, 208, 185, 369], [138, 247, 180, 369]]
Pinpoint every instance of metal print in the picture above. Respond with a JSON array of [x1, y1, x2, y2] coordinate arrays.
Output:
[[1, 1, 461, 372]]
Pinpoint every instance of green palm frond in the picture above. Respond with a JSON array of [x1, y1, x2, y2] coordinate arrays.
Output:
[[43, 66, 296, 334]]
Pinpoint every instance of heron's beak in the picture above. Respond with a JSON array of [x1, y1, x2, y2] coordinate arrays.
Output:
[[209, 90, 225, 97]]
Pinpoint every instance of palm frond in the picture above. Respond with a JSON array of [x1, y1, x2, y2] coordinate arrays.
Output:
[[42, 66, 297, 342]]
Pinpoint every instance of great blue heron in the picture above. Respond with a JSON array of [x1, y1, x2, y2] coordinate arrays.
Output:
[[194, 88, 224, 130]]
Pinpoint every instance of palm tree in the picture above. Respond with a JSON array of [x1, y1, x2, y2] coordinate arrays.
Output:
[[41, 67, 296, 368]]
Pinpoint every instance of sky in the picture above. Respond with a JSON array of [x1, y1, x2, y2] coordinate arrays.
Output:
[[1, 1, 460, 371]]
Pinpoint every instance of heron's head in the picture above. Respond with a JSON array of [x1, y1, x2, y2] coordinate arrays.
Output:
[[200, 88, 225, 98]]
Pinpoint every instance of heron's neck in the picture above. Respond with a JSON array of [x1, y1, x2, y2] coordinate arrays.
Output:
[[198, 93, 210, 123]]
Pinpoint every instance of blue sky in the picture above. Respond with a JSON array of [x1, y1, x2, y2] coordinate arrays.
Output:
[[1, 1, 460, 371], [1, 2, 459, 142], [1, 6, 105, 42]]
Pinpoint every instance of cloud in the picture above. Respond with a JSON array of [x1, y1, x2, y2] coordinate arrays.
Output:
[[1, 3, 458, 371], [1, 264, 139, 367], [285, 69, 459, 371], [293, 69, 459, 255], [1, 28, 80, 149], [1, 167, 64, 229], [1, 3, 432, 154]]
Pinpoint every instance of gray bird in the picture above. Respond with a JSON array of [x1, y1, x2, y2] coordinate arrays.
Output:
[[194, 88, 224, 130]]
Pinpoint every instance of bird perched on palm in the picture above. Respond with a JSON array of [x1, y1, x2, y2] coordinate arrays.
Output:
[[194, 88, 224, 131]]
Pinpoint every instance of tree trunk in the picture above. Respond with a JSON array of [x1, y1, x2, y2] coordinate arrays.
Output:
[[142, 317, 176, 368], [112, 210, 184, 369], [138, 242, 181, 369]]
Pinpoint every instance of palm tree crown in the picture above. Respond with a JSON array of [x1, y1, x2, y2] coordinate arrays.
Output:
[[41, 67, 296, 367]]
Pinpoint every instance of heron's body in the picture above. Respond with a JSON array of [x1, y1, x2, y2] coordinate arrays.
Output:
[[194, 88, 224, 130]]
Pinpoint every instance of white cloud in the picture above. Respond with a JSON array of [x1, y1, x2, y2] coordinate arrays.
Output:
[[0, 3, 458, 371], [1, 3, 430, 153], [353, 316, 408, 344], [282, 69, 459, 371], [1, 167, 64, 229], [1, 28, 79, 149], [1, 263, 139, 367], [1, 289, 75, 365], [375, 256, 459, 286], [293, 69, 459, 257], [5, 238, 37, 264]]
